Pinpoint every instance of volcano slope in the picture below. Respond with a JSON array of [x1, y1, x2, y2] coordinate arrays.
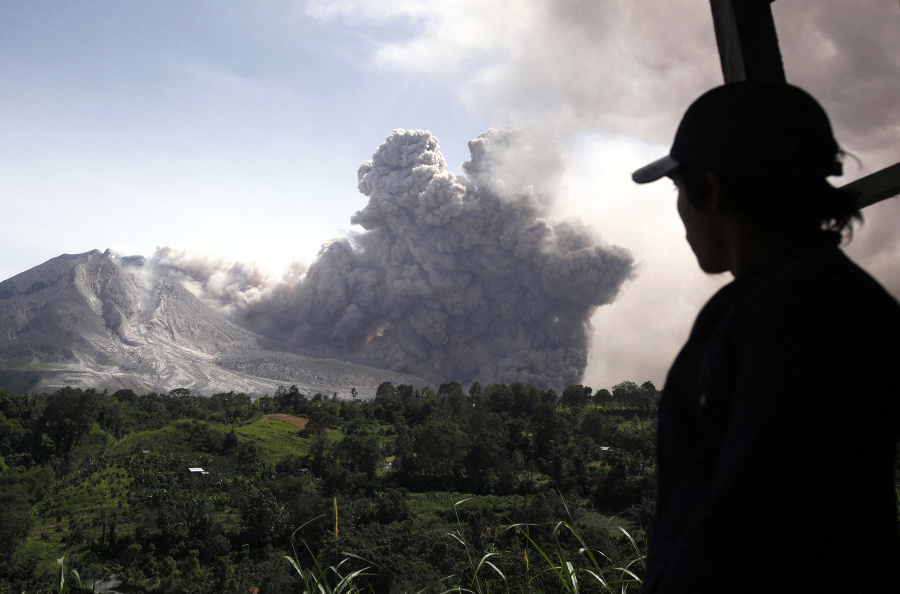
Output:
[[0, 250, 426, 397]]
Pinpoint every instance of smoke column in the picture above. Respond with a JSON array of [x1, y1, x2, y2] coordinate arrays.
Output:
[[157, 129, 634, 388]]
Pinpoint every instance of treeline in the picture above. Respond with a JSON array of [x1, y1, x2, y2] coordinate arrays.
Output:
[[0, 380, 660, 593]]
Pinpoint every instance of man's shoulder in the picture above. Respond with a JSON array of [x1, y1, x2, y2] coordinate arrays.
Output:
[[742, 241, 899, 318]]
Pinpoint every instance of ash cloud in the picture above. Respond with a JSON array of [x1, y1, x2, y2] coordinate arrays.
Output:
[[149, 247, 307, 318], [306, 0, 900, 389], [156, 129, 634, 388]]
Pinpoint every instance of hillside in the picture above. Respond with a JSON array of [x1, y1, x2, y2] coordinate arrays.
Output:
[[0, 250, 428, 397], [0, 382, 658, 593]]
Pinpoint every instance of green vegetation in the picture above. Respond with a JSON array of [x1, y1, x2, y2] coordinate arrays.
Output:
[[0, 381, 666, 592], [234, 417, 316, 462]]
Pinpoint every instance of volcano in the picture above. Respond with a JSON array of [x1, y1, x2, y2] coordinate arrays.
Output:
[[0, 250, 427, 397]]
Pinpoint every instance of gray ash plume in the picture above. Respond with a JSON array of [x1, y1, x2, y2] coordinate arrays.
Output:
[[162, 128, 634, 388]]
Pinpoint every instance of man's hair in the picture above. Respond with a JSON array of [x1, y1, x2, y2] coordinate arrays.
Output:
[[677, 162, 862, 235]]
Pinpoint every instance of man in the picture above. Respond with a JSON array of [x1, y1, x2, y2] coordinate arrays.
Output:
[[632, 82, 900, 592]]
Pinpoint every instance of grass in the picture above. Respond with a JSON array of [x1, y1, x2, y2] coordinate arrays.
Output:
[[112, 416, 319, 462], [50, 470, 129, 511], [16, 539, 67, 588], [112, 421, 193, 456], [54, 557, 84, 594], [509, 520, 643, 593], [272, 519, 378, 594], [444, 498, 507, 593], [267, 498, 646, 594], [406, 492, 527, 523], [235, 417, 314, 461]]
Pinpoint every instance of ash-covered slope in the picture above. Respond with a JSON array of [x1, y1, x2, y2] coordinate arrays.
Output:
[[0, 250, 427, 396]]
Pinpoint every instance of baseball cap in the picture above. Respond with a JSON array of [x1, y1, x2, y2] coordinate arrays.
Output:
[[632, 82, 843, 184]]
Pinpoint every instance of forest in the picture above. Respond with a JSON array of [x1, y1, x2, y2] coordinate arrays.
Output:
[[0, 381, 663, 593]]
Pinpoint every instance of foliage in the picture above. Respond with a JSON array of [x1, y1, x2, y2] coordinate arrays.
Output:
[[0, 381, 670, 592]]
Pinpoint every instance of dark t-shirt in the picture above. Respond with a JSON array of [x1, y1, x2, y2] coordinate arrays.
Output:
[[643, 232, 900, 593]]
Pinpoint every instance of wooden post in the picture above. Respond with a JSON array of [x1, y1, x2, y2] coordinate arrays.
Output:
[[844, 163, 900, 209], [710, 0, 785, 83], [708, 1, 897, 207]]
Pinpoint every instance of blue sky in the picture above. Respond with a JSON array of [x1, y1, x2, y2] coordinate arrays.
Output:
[[2, 1, 898, 387], [1, 1, 487, 276]]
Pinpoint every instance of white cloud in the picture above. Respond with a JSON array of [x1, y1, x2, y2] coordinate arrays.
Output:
[[306, 0, 900, 389], [308, 0, 723, 138], [559, 133, 728, 387]]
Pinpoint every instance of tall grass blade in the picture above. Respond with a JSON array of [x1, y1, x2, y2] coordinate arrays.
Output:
[[277, 554, 305, 577], [617, 526, 645, 570], [55, 557, 83, 594], [507, 523, 576, 593], [481, 559, 505, 581], [581, 568, 610, 589], [57, 557, 65, 594], [332, 564, 372, 593]]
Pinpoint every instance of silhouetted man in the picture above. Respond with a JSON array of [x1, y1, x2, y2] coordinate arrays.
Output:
[[632, 82, 900, 593]]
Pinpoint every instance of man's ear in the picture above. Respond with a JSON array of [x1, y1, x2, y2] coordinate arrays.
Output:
[[705, 173, 728, 213]]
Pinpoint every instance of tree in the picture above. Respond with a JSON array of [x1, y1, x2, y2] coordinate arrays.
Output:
[[374, 382, 402, 422], [306, 409, 337, 436], [275, 384, 305, 412], [640, 381, 661, 414], [530, 402, 569, 457], [413, 418, 467, 478], [579, 408, 610, 444], [441, 384, 469, 425], [612, 381, 641, 409], [138, 392, 171, 428], [335, 434, 382, 478], [0, 411, 26, 459], [463, 423, 507, 492], [40, 387, 100, 458], [510, 382, 540, 418], [223, 428, 238, 452], [541, 388, 559, 405], [98, 397, 128, 438], [594, 388, 613, 405], [437, 381, 463, 398], [561, 384, 591, 411], [373, 489, 410, 524], [112, 388, 138, 404], [256, 394, 275, 414], [484, 384, 514, 414], [0, 492, 32, 562], [239, 489, 284, 547]]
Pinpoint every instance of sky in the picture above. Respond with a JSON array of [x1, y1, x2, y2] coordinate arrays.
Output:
[[2, 0, 899, 390]]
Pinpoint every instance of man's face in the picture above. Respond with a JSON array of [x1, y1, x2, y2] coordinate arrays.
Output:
[[671, 173, 730, 275]]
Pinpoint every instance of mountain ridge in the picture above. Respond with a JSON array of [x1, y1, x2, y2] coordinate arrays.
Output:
[[0, 250, 428, 397]]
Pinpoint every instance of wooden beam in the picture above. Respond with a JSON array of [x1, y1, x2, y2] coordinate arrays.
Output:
[[708, 2, 898, 208], [843, 163, 900, 209], [710, 0, 785, 83]]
